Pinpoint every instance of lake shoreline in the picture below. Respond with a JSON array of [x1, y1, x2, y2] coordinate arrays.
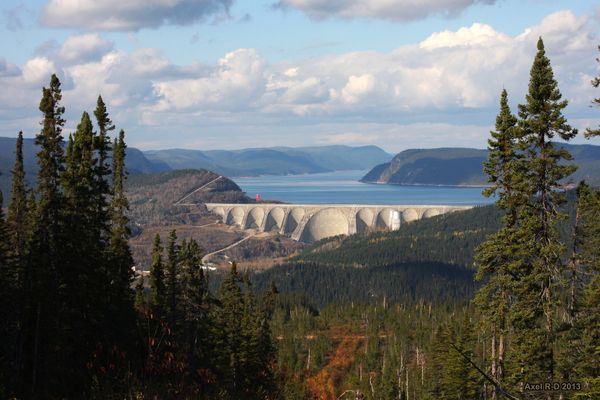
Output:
[[234, 170, 494, 206]]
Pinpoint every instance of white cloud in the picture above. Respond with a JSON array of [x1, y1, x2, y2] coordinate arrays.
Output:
[[0, 10, 598, 152], [42, 0, 233, 31], [420, 23, 510, 49], [59, 33, 114, 63], [276, 0, 496, 21], [22, 57, 55, 86], [152, 48, 267, 111], [339, 74, 377, 104]]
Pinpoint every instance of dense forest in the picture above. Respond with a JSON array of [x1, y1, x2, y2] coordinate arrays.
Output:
[[0, 76, 277, 399], [0, 39, 599, 399]]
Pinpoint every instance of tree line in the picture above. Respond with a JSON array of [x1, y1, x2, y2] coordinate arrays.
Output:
[[0, 74, 277, 399]]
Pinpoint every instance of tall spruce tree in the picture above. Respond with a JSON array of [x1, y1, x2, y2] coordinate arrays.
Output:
[[474, 89, 520, 396], [7, 131, 28, 267], [92, 97, 114, 313], [60, 111, 107, 397], [6, 132, 29, 392], [92, 96, 113, 243], [108, 130, 135, 322], [509, 37, 576, 395], [27, 73, 66, 396]]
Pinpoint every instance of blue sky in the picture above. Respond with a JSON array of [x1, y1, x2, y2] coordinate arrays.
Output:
[[1, 0, 599, 152]]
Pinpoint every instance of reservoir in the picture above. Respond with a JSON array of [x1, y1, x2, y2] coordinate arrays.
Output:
[[234, 170, 494, 206]]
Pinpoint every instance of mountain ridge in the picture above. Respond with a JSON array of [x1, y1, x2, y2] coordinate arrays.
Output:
[[362, 143, 600, 187], [144, 145, 392, 177], [0, 138, 391, 200]]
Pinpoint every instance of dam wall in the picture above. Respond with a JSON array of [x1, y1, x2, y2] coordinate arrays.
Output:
[[205, 203, 473, 242]]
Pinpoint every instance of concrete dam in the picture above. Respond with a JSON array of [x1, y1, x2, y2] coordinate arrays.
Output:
[[206, 203, 473, 243]]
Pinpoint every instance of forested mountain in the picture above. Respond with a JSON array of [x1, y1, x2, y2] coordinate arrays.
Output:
[[294, 205, 502, 269], [232, 206, 502, 307], [362, 142, 600, 186], [144, 145, 391, 176]]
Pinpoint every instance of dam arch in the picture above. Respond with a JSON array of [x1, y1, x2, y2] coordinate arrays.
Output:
[[402, 208, 419, 223], [283, 208, 306, 234], [300, 208, 349, 243], [245, 207, 265, 229], [356, 208, 374, 233], [226, 207, 245, 226], [264, 207, 285, 231], [422, 208, 441, 218]]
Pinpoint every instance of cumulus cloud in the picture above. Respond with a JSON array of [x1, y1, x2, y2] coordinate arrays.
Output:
[[59, 34, 114, 63], [276, 0, 496, 21], [22, 58, 56, 86], [42, 0, 233, 31], [0, 10, 598, 151], [153, 49, 267, 111], [419, 22, 510, 49]]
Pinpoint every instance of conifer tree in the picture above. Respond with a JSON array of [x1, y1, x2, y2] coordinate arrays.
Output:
[[26, 73, 66, 396], [179, 239, 213, 392], [92, 97, 115, 319], [6, 132, 29, 388], [511, 37, 577, 389], [475, 89, 520, 395], [165, 229, 180, 328], [431, 315, 481, 400], [216, 262, 245, 395], [92, 96, 113, 242], [60, 111, 111, 396], [108, 130, 134, 315], [569, 49, 600, 395], [560, 182, 600, 395], [150, 233, 166, 315], [0, 191, 16, 396], [35, 74, 65, 230], [7, 131, 28, 267]]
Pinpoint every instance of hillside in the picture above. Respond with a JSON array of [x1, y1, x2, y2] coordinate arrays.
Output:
[[125, 169, 307, 269], [245, 189, 581, 307], [125, 169, 252, 227], [362, 143, 600, 186], [242, 205, 502, 307], [292, 204, 503, 269], [144, 145, 391, 177]]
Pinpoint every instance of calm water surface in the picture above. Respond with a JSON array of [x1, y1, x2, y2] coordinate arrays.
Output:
[[233, 170, 493, 206]]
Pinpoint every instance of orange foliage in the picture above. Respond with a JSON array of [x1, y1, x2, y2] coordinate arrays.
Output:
[[306, 337, 364, 400]]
